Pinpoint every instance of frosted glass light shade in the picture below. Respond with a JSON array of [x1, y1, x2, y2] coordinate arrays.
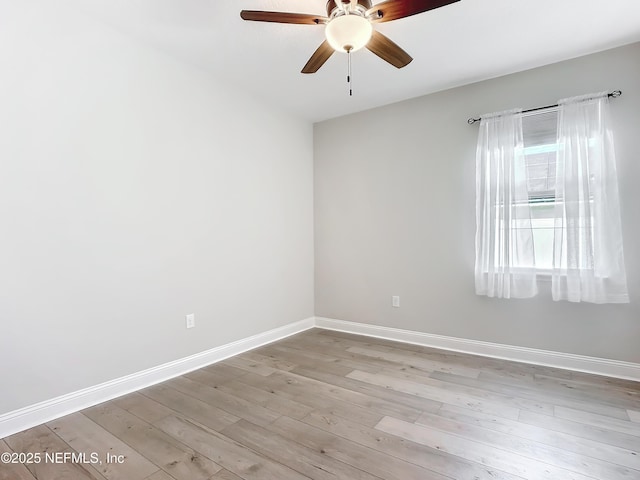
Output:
[[325, 15, 373, 53]]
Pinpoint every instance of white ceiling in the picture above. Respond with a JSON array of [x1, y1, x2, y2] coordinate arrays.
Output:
[[64, 0, 640, 122]]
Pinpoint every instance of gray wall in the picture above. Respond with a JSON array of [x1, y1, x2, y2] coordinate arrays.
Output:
[[314, 42, 640, 363], [0, 2, 314, 414]]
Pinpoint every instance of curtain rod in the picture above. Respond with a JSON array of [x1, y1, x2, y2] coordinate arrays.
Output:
[[467, 90, 622, 125]]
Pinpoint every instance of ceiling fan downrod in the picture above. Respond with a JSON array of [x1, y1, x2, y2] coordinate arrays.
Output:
[[347, 47, 353, 96], [335, 0, 360, 14]]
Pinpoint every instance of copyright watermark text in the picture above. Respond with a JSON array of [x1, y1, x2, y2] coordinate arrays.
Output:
[[1, 451, 126, 465]]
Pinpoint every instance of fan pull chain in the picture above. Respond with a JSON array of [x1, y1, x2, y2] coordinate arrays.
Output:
[[347, 48, 353, 96]]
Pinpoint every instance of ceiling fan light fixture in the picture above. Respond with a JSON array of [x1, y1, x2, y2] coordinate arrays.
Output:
[[325, 14, 373, 53]]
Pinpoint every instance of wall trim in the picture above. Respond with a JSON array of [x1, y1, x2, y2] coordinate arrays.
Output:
[[0, 317, 315, 439], [3, 315, 639, 439], [314, 317, 640, 382]]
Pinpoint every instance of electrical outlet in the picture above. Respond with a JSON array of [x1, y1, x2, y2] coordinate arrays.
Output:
[[185, 313, 195, 329], [392, 296, 400, 308]]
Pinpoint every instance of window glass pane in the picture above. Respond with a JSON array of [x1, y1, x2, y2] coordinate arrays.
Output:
[[525, 149, 556, 199], [523, 110, 558, 270], [530, 204, 555, 270], [523, 110, 558, 202]]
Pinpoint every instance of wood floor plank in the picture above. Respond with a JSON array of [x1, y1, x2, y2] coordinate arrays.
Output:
[[216, 379, 315, 420], [437, 370, 632, 420], [154, 415, 311, 480], [313, 330, 497, 372], [238, 351, 298, 372], [376, 416, 596, 480], [568, 370, 640, 391], [112, 392, 174, 424], [0, 439, 37, 480], [344, 333, 502, 372], [255, 344, 356, 377], [264, 369, 424, 423], [221, 419, 383, 480], [184, 368, 230, 388], [182, 365, 242, 386], [347, 345, 482, 379], [141, 383, 241, 431], [268, 339, 374, 370], [476, 360, 575, 382], [144, 471, 175, 480], [518, 409, 640, 452], [415, 409, 638, 479], [268, 416, 450, 480], [316, 330, 579, 381], [437, 403, 640, 471], [5, 424, 107, 480], [289, 367, 425, 422], [83, 402, 222, 480], [222, 356, 280, 377], [479, 370, 640, 416], [530, 374, 640, 410], [164, 376, 281, 427], [47, 413, 159, 480], [280, 335, 414, 373], [257, 340, 381, 374], [301, 410, 523, 480], [628, 410, 640, 423], [382, 367, 555, 415], [201, 362, 248, 381], [554, 406, 640, 436], [348, 369, 521, 419], [233, 372, 386, 428], [289, 365, 443, 413], [210, 469, 245, 480]]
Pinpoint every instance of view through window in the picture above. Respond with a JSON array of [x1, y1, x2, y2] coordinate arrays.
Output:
[[522, 109, 558, 271]]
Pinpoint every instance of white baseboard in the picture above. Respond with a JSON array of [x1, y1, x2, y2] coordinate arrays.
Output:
[[314, 317, 640, 382], [0, 317, 315, 439], [3, 315, 638, 440]]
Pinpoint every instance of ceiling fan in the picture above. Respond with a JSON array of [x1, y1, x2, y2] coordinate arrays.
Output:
[[241, 0, 460, 74]]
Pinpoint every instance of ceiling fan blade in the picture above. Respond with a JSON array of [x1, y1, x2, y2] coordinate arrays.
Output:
[[367, 0, 459, 23], [366, 30, 412, 68], [301, 40, 335, 74], [240, 10, 328, 25]]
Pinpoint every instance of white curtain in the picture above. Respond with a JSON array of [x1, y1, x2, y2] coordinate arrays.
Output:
[[552, 93, 629, 303], [475, 109, 537, 298]]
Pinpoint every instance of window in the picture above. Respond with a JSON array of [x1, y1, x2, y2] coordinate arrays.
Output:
[[475, 93, 629, 302], [522, 109, 558, 272]]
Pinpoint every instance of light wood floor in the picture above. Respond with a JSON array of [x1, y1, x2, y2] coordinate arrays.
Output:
[[2, 328, 640, 480]]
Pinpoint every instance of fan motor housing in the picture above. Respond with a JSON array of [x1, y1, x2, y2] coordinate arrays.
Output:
[[326, 0, 372, 17]]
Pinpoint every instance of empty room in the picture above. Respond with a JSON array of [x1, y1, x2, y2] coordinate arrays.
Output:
[[1, 1, 639, 479]]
